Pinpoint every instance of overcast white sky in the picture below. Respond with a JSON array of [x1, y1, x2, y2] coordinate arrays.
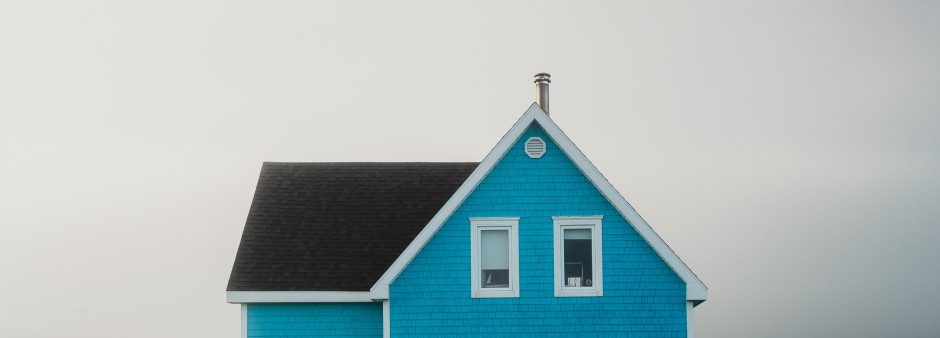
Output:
[[2, 1, 939, 337]]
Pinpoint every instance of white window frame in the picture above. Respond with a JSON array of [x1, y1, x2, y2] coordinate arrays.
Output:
[[553, 216, 603, 297], [469, 217, 520, 298]]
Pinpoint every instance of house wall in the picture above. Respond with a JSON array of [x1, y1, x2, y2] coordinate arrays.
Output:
[[389, 124, 687, 337], [246, 303, 382, 338]]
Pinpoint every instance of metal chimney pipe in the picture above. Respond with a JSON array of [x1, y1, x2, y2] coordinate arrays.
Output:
[[534, 73, 551, 115]]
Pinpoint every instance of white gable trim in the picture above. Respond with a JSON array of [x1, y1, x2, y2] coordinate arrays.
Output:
[[370, 103, 707, 303], [226, 291, 374, 303]]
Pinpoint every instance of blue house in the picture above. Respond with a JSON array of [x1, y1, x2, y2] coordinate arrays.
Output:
[[227, 74, 707, 337]]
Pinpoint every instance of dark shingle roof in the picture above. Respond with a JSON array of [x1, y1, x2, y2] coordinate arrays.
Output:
[[226, 162, 478, 292]]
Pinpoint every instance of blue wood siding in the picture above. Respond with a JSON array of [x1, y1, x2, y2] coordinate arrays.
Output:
[[389, 124, 687, 337], [247, 303, 382, 338]]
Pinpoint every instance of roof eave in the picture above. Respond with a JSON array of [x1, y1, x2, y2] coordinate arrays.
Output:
[[226, 291, 376, 304]]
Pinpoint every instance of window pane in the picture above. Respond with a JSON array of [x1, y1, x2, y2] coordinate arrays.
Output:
[[563, 229, 592, 287], [481, 229, 509, 288]]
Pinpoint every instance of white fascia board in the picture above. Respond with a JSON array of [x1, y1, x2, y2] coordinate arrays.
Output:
[[226, 291, 374, 303], [370, 103, 708, 303]]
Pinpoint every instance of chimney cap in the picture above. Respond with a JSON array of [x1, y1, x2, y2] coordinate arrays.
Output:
[[534, 73, 551, 83]]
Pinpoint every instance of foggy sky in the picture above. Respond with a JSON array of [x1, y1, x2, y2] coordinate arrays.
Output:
[[1, 1, 938, 337]]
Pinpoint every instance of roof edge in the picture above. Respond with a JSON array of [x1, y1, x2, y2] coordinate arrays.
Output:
[[226, 291, 375, 303]]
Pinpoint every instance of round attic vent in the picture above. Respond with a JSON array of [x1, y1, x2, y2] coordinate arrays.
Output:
[[524, 137, 546, 158]]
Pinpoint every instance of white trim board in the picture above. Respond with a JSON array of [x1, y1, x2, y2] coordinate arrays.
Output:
[[370, 103, 708, 304], [241, 304, 248, 338], [382, 300, 390, 338], [226, 291, 374, 303]]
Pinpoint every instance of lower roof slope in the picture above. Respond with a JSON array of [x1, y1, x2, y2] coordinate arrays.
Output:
[[226, 162, 478, 292]]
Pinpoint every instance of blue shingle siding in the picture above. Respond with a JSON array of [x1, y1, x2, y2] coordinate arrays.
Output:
[[247, 303, 382, 338], [390, 124, 687, 337]]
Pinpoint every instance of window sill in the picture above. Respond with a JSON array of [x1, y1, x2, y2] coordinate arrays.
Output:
[[471, 289, 519, 298], [554, 288, 603, 297]]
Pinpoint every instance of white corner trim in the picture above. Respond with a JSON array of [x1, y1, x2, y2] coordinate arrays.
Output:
[[226, 291, 374, 303], [241, 304, 248, 338], [553, 216, 603, 297], [370, 102, 708, 303], [382, 300, 390, 338], [470, 217, 520, 298], [687, 301, 695, 338]]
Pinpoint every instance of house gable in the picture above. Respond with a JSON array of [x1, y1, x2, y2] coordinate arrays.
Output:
[[372, 104, 707, 303], [388, 122, 687, 336]]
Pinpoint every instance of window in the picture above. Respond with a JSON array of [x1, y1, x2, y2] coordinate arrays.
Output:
[[553, 216, 603, 297], [470, 217, 520, 298]]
